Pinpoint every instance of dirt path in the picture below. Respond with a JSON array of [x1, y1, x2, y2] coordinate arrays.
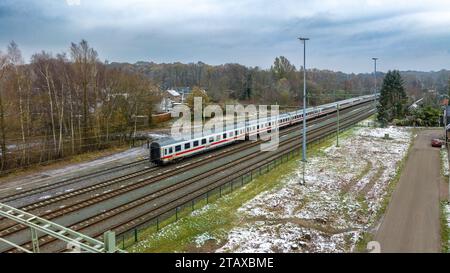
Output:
[[375, 129, 443, 253]]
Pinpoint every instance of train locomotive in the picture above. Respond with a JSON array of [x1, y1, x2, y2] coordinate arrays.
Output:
[[150, 94, 377, 165]]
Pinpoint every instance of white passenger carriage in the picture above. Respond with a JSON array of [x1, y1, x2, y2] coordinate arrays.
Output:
[[150, 94, 378, 164]]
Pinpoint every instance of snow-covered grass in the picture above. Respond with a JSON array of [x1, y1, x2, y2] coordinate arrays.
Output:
[[439, 146, 449, 252], [440, 147, 449, 178], [440, 146, 450, 253], [128, 152, 303, 253], [128, 122, 412, 253], [218, 125, 412, 253]]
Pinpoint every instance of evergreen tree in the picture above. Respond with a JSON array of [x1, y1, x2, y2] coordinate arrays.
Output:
[[377, 70, 407, 126], [242, 72, 252, 100]]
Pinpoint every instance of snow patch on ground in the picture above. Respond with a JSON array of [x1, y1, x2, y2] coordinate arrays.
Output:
[[217, 125, 412, 253], [194, 232, 217, 247], [191, 204, 218, 217], [0, 147, 148, 192], [38, 195, 52, 200], [440, 148, 449, 177], [148, 133, 169, 140], [40, 147, 147, 178]]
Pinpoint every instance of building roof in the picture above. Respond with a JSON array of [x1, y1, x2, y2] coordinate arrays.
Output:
[[166, 89, 180, 97]]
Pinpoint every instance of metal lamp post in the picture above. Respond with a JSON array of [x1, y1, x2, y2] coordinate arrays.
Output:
[[372, 58, 378, 108], [298, 37, 309, 185]]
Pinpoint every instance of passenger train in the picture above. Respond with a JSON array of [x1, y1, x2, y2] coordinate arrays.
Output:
[[150, 94, 378, 164]]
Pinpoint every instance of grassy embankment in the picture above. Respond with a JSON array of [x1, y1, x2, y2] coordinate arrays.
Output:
[[128, 126, 359, 253], [439, 147, 450, 253]]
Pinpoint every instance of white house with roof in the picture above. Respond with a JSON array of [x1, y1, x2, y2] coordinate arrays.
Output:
[[159, 89, 182, 112]]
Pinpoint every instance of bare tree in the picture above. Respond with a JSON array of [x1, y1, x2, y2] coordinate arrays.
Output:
[[0, 40, 161, 172], [70, 40, 98, 151], [0, 51, 9, 169], [32, 52, 58, 155], [8, 41, 27, 163]]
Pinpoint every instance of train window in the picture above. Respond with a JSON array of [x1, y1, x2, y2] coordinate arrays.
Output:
[[193, 140, 199, 147], [185, 143, 190, 149], [235, 130, 238, 136], [164, 149, 168, 155], [223, 133, 227, 139], [257, 125, 259, 129], [216, 135, 220, 141], [209, 137, 214, 142], [175, 145, 181, 152], [230, 132, 233, 137], [202, 138, 207, 145], [169, 147, 173, 154]]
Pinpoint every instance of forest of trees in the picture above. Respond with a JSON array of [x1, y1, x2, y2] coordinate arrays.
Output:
[[110, 58, 377, 106], [1, 39, 450, 172], [109, 58, 450, 108], [0, 40, 159, 172]]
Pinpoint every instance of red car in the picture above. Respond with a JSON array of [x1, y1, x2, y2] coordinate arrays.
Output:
[[431, 138, 444, 148]]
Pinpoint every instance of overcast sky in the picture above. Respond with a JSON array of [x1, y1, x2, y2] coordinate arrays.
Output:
[[1, 0, 450, 73]]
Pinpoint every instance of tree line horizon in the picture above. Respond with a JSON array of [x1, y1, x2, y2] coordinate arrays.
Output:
[[0, 39, 448, 172]]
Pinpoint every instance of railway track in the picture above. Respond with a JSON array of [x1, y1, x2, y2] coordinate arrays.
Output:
[[0, 101, 365, 213], [0, 103, 374, 252], [0, 158, 151, 204], [0, 105, 358, 236], [1, 111, 328, 208]]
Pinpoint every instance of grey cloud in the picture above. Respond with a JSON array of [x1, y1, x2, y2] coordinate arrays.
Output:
[[0, 0, 449, 73]]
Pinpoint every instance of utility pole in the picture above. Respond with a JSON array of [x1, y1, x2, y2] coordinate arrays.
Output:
[[298, 37, 309, 185], [372, 57, 378, 108], [334, 89, 339, 147], [337, 103, 340, 147]]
